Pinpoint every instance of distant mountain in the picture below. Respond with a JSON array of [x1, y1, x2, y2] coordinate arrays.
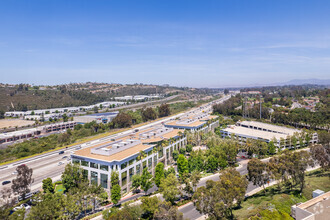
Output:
[[277, 78, 330, 86]]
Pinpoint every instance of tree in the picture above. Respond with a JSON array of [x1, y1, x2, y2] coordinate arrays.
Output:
[[177, 154, 188, 176], [0, 110, 4, 119], [268, 141, 276, 155], [131, 174, 141, 192], [154, 201, 183, 220], [172, 150, 179, 161], [61, 163, 84, 191], [111, 171, 119, 186], [62, 113, 68, 122], [111, 185, 121, 205], [141, 168, 153, 194], [224, 89, 229, 95], [205, 155, 218, 173], [164, 166, 176, 178], [159, 173, 179, 204], [247, 158, 270, 191], [190, 170, 201, 192], [158, 104, 171, 117], [111, 171, 121, 205], [154, 162, 165, 187], [310, 144, 330, 171], [42, 178, 54, 193], [141, 196, 160, 219], [11, 164, 34, 200], [186, 144, 193, 153], [142, 107, 157, 121], [193, 168, 248, 219], [112, 112, 132, 128]]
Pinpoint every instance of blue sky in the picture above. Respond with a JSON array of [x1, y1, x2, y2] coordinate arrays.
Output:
[[0, 0, 329, 87]]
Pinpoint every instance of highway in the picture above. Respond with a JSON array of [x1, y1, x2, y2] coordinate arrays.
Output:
[[0, 95, 231, 195]]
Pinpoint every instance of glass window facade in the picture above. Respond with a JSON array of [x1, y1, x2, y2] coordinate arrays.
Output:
[[129, 167, 134, 181], [91, 171, 98, 185], [154, 155, 157, 166], [90, 162, 98, 169], [143, 161, 147, 170], [72, 158, 80, 164], [81, 161, 89, 167], [100, 164, 108, 171], [129, 158, 135, 166], [83, 169, 88, 180], [121, 171, 127, 186], [148, 158, 152, 169], [121, 162, 127, 170], [136, 164, 141, 174], [100, 173, 108, 189], [158, 148, 163, 158]]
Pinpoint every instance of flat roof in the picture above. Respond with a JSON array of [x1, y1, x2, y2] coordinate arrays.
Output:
[[165, 119, 206, 129], [74, 127, 183, 162], [238, 121, 300, 136], [297, 191, 330, 220], [88, 112, 119, 117], [222, 125, 288, 141]]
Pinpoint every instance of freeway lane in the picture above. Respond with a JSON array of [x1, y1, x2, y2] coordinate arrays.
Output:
[[0, 95, 231, 194]]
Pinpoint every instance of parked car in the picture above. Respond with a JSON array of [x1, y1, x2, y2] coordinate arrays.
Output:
[[59, 151, 64, 155], [2, 180, 11, 185], [21, 203, 31, 209]]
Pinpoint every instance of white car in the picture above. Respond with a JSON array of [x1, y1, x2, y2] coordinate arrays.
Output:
[[58, 162, 64, 166], [12, 171, 17, 175]]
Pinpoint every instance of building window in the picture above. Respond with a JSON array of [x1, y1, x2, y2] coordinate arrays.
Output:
[[129, 158, 135, 166], [121, 171, 127, 186], [121, 162, 127, 170], [83, 169, 88, 180], [91, 171, 98, 185], [166, 149, 169, 159], [148, 151, 152, 156], [90, 162, 98, 169], [143, 161, 147, 169], [72, 158, 80, 164], [100, 164, 108, 171], [148, 158, 152, 169], [136, 164, 141, 174], [158, 149, 163, 158], [129, 167, 134, 181], [154, 155, 157, 166], [100, 173, 108, 189], [81, 161, 89, 167]]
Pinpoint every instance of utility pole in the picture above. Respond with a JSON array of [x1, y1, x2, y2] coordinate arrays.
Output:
[[259, 94, 262, 119]]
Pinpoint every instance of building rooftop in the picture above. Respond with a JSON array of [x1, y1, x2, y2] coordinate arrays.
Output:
[[238, 121, 300, 136], [74, 126, 183, 162], [295, 191, 330, 220], [222, 125, 288, 141]]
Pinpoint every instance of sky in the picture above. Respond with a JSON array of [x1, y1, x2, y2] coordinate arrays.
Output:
[[0, 0, 329, 88]]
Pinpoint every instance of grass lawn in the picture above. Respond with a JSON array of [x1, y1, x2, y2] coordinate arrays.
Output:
[[55, 184, 66, 194], [233, 169, 330, 220]]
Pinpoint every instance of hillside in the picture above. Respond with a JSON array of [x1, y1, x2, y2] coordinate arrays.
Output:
[[0, 83, 213, 111]]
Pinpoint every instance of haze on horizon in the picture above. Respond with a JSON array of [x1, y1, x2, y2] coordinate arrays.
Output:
[[0, 0, 329, 88]]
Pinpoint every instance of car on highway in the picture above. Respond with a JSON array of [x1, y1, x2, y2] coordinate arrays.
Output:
[[62, 156, 68, 159], [75, 146, 81, 150], [2, 180, 11, 185], [58, 162, 64, 166], [12, 171, 17, 175], [59, 151, 65, 155]]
